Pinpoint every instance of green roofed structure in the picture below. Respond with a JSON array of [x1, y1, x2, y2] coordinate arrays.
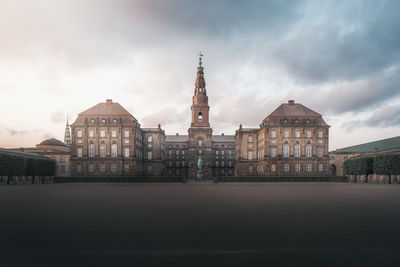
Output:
[[334, 136, 400, 153], [329, 136, 400, 177]]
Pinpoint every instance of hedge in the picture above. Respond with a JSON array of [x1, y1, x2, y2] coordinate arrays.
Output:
[[373, 154, 400, 175], [343, 157, 374, 175], [0, 153, 56, 176]]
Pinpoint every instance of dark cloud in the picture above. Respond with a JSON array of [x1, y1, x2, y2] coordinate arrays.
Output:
[[342, 104, 400, 132], [0, 124, 28, 136]]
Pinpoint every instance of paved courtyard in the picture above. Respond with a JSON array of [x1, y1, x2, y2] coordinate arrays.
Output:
[[1, 182, 400, 266]]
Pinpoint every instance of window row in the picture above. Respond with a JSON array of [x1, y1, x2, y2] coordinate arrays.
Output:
[[76, 130, 131, 138], [77, 144, 130, 158], [76, 163, 129, 173], [270, 130, 324, 138], [268, 163, 324, 172]]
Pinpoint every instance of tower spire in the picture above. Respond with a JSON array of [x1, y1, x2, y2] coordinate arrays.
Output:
[[195, 52, 206, 91], [64, 115, 71, 146], [191, 52, 210, 127]]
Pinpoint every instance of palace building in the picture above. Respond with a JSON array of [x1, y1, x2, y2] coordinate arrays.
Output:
[[68, 55, 329, 178], [235, 100, 330, 176]]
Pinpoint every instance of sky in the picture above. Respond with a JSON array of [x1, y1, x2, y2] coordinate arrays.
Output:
[[0, 0, 399, 150]]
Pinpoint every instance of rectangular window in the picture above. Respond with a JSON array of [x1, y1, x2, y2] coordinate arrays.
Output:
[[306, 131, 312, 138], [147, 143, 152, 148], [295, 131, 300, 138], [176, 161, 179, 167], [318, 139, 323, 144], [182, 150, 185, 155], [147, 165, 153, 174], [111, 163, 117, 173], [307, 163, 312, 172], [221, 161, 225, 167], [89, 130, 94, 138], [148, 151, 152, 160], [198, 139, 203, 146], [248, 136, 253, 142], [182, 161, 185, 167], [228, 150, 232, 155], [124, 131, 130, 138], [271, 130, 276, 138], [295, 163, 301, 172], [76, 164, 82, 173], [124, 139, 129, 144], [198, 150, 202, 155], [248, 165, 253, 173], [284, 163, 289, 172], [176, 150, 180, 155], [77, 148, 82, 157], [216, 161, 219, 167], [317, 131, 323, 138], [248, 151, 253, 160], [216, 150, 219, 155], [60, 157, 65, 163], [77, 130, 82, 138], [318, 163, 324, 172], [88, 163, 94, 173], [270, 147, 276, 157], [248, 143, 253, 148], [100, 130, 105, 138], [317, 147, 323, 157], [100, 164, 106, 173], [112, 130, 117, 138], [228, 161, 232, 167], [283, 130, 289, 138], [60, 165, 65, 174], [124, 164, 129, 172], [124, 148, 129, 157]]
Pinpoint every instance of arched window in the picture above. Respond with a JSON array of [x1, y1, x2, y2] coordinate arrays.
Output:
[[306, 143, 312, 157], [294, 143, 300, 157], [111, 144, 117, 158], [88, 143, 95, 158], [100, 144, 106, 157], [198, 112, 203, 122], [283, 143, 289, 157]]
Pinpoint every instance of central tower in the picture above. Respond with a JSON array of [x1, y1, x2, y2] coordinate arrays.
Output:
[[191, 53, 210, 127], [188, 53, 213, 179]]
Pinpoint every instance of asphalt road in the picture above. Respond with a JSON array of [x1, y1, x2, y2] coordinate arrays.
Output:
[[1, 182, 400, 266]]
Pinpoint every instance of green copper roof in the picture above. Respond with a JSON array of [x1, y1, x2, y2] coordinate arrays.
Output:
[[336, 136, 400, 153], [0, 148, 48, 159]]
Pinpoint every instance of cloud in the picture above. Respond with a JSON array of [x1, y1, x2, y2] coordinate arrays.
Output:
[[0, 123, 28, 136], [50, 110, 66, 124], [342, 103, 400, 132]]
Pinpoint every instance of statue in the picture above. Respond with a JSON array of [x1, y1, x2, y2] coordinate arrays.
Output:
[[197, 157, 204, 172]]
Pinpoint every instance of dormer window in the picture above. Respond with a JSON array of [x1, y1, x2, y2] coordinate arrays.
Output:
[[198, 112, 203, 122], [294, 119, 299, 124], [283, 119, 288, 124], [113, 118, 118, 123], [305, 119, 311, 124], [101, 118, 106, 123], [90, 118, 95, 123]]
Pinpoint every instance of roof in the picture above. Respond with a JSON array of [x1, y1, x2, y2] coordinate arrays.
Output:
[[0, 148, 48, 159], [38, 138, 67, 147], [165, 135, 189, 142], [263, 100, 327, 126], [71, 100, 137, 126], [79, 100, 132, 117], [212, 135, 235, 142], [335, 136, 400, 153]]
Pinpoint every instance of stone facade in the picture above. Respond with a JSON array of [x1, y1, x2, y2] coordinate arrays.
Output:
[[235, 100, 330, 177]]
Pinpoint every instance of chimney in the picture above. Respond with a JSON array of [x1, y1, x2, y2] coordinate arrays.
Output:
[[288, 100, 295, 105], [221, 133, 224, 136], [176, 133, 179, 136], [106, 99, 112, 104]]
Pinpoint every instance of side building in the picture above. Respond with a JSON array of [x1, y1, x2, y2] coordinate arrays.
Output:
[[235, 100, 330, 177], [329, 136, 400, 176]]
